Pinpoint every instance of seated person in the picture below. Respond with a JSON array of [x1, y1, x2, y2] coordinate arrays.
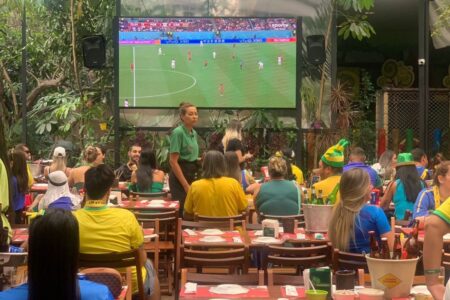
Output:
[[343, 147, 382, 188], [43, 147, 71, 178], [68, 146, 99, 191], [28, 170, 81, 211], [328, 168, 393, 254], [380, 153, 425, 220], [115, 144, 141, 182], [74, 165, 160, 300], [277, 148, 304, 186], [255, 156, 301, 216], [129, 148, 165, 193], [0, 208, 113, 300], [224, 151, 258, 194], [184, 150, 247, 220], [412, 148, 431, 180], [414, 161, 450, 223], [313, 139, 350, 205]]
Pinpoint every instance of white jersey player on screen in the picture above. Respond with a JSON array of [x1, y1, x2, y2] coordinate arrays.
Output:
[[171, 59, 176, 70], [277, 55, 283, 65], [258, 61, 264, 70], [213, 51, 216, 59], [158, 47, 162, 55]]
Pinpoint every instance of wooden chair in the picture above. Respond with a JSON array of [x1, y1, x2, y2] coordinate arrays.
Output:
[[130, 191, 168, 201], [194, 213, 247, 229], [332, 249, 368, 286], [78, 249, 144, 300], [259, 213, 305, 228], [82, 267, 127, 300], [180, 244, 250, 276], [267, 268, 304, 286], [264, 244, 331, 274], [180, 268, 264, 287], [135, 210, 178, 294]]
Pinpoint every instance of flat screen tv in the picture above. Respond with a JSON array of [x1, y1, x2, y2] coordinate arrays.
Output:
[[117, 17, 299, 109]]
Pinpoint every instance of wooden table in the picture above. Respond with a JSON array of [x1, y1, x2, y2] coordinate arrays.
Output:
[[179, 284, 306, 299]]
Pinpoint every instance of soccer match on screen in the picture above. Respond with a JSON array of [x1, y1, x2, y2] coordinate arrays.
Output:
[[118, 17, 297, 108]]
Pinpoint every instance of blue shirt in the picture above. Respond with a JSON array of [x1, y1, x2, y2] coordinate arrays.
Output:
[[11, 176, 25, 211], [348, 205, 391, 254], [0, 279, 114, 300], [413, 186, 441, 218], [343, 162, 381, 187]]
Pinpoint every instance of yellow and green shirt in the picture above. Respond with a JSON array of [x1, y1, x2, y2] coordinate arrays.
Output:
[[433, 196, 450, 225], [312, 175, 341, 205], [184, 177, 248, 217]]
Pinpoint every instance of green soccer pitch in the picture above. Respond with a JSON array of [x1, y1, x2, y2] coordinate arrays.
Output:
[[118, 42, 296, 108]]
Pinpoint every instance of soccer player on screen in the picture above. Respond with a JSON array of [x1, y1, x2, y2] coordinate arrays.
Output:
[[188, 50, 192, 61], [277, 55, 283, 65], [204, 60, 208, 68], [240, 60, 243, 70], [219, 83, 224, 97], [258, 61, 264, 70], [124, 99, 129, 107], [212, 51, 216, 59], [171, 59, 176, 70], [200, 40, 204, 47], [158, 47, 162, 55], [130, 63, 134, 72]]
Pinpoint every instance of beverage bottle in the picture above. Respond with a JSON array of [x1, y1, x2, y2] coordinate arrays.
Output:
[[303, 189, 309, 204], [311, 187, 317, 204], [392, 233, 402, 260], [404, 219, 420, 259], [369, 231, 381, 258], [403, 209, 412, 221], [317, 189, 324, 205], [380, 237, 390, 259]]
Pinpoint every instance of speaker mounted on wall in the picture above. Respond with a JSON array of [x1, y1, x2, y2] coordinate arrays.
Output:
[[82, 35, 106, 69], [306, 35, 326, 65]]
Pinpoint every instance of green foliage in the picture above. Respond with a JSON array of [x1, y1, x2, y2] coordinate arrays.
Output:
[[357, 69, 376, 111], [337, 0, 376, 41], [431, 1, 450, 36]]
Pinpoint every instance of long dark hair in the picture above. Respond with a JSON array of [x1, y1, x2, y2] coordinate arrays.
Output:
[[8, 150, 29, 193], [28, 208, 80, 300], [395, 165, 424, 202], [136, 148, 157, 191], [224, 151, 241, 182]]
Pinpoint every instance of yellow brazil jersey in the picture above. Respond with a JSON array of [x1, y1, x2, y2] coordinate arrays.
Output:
[[184, 177, 248, 217], [74, 207, 146, 294], [291, 164, 304, 185], [312, 175, 341, 205], [433, 196, 450, 225]]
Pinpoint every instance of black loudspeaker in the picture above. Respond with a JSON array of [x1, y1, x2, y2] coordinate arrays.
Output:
[[306, 35, 326, 65], [82, 35, 106, 69]]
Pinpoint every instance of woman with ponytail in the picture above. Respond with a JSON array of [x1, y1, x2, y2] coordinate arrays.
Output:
[[328, 168, 393, 253]]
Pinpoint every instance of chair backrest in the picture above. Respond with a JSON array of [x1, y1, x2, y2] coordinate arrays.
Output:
[[259, 213, 305, 228], [332, 248, 369, 273], [134, 210, 178, 242], [82, 267, 123, 298], [267, 269, 304, 286], [78, 249, 145, 300], [265, 244, 331, 273], [194, 213, 246, 229], [180, 244, 250, 274], [180, 268, 264, 287], [129, 191, 168, 200]]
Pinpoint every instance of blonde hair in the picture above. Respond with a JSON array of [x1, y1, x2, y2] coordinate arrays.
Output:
[[83, 146, 98, 164], [268, 156, 287, 178], [50, 156, 66, 173], [221, 119, 242, 150], [328, 168, 370, 251]]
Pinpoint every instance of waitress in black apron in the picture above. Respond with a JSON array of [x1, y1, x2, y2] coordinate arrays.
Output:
[[169, 102, 199, 217]]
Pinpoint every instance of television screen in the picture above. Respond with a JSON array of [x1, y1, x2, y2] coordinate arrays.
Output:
[[117, 17, 299, 108]]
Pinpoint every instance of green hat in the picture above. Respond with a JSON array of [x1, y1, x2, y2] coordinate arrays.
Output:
[[321, 139, 350, 168], [396, 152, 416, 167]]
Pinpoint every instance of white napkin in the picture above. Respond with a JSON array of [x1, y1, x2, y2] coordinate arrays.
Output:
[[139, 200, 149, 204], [254, 230, 263, 236], [184, 282, 197, 294], [296, 233, 306, 240], [444, 233, 450, 240], [184, 229, 197, 236], [285, 285, 298, 296], [233, 237, 243, 243], [168, 203, 177, 208]]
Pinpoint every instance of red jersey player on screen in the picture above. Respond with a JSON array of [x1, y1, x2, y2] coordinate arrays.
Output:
[[219, 83, 224, 96], [130, 63, 134, 72], [188, 50, 192, 61]]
